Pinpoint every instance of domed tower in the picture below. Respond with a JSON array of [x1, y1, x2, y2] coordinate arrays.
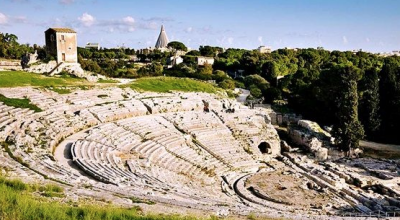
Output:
[[155, 25, 169, 49]]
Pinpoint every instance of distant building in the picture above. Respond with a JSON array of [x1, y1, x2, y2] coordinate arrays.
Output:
[[197, 56, 214, 66], [155, 25, 169, 49], [85, 43, 100, 50], [257, 46, 272, 53], [167, 56, 183, 67], [284, 47, 298, 52], [45, 27, 77, 63], [378, 51, 400, 57]]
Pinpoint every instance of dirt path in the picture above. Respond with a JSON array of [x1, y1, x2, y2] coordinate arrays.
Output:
[[360, 140, 400, 159]]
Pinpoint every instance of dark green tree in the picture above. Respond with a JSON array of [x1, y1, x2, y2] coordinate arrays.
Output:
[[167, 41, 188, 52], [358, 68, 381, 138], [199, 46, 223, 57], [378, 57, 400, 144], [330, 64, 365, 155]]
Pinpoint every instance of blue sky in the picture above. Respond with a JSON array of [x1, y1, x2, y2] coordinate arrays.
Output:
[[0, 0, 399, 52]]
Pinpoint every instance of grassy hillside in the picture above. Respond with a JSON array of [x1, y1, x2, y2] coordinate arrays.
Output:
[[0, 94, 42, 112], [0, 71, 89, 87], [128, 77, 220, 93], [0, 174, 201, 220]]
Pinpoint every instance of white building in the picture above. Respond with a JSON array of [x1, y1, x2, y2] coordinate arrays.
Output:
[[45, 28, 77, 63], [85, 43, 100, 50], [155, 25, 169, 49], [257, 46, 272, 53], [197, 56, 214, 66], [168, 56, 183, 66]]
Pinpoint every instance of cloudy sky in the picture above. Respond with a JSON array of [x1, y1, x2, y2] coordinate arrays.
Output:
[[1, 0, 399, 52]]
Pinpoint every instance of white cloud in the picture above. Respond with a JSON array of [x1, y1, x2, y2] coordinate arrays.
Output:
[[12, 16, 27, 23], [122, 16, 134, 25], [0, 12, 8, 25], [366, 37, 370, 42], [227, 37, 234, 45], [342, 36, 348, 44], [185, 27, 193, 33], [78, 13, 95, 27], [123, 16, 135, 32], [257, 36, 263, 45]]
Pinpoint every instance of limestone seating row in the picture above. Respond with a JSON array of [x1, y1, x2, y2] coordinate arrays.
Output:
[[72, 137, 215, 191], [116, 116, 228, 176], [86, 124, 141, 152], [71, 140, 144, 186], [165, 112, 260, 171], [39, 159, 81, 182], [126, 159, 221, 199], [140, 97, 203, 114], [88, 101, 148, 123], [0, 103, 37, 141]]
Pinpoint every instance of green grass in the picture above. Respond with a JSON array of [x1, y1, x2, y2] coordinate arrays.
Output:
[[0, 94, 42, 112], [130, 197, 156, 205], [128, 77, 221, 93], [0, 71, 89, 88], [98, 78, 119, 83], [50, 87, 72, 94], [0, 174, 205, 220]]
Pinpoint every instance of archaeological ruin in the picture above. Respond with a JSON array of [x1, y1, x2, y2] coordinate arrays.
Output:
[[1, 86, 400, 219]]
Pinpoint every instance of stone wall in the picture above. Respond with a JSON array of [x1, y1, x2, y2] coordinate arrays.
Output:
[[269, 111, 302, 126], [0, 60, 22, 70]]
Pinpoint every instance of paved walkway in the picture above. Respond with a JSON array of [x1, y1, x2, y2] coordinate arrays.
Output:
[[53, 128, 93, 177], [236, 88, 250, 103]]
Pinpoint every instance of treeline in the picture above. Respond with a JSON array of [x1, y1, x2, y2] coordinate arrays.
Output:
[[4, 32, 400, 147], [208, 47, 400, 147], [78, 44, 400, 148], [0, 33, 38, 59]]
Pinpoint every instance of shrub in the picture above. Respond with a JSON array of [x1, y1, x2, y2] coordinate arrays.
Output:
[[218, 79, 236, 90]]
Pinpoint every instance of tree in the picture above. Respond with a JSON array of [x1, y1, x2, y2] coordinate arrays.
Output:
[[199, 63, 213, 75], [2, 33, 18, 45], [218, 79, 235, 90], [244, 74, 269, 88], [358, 68, 381, 138], [150, 62, 163, 76], [199, 46, 223, 57], [137, 62, 164, 77], [249, 85, 262, 98], [262, 61, 280, 84], [186, 50, 201, 56], [378, 57, 400, 144], [167, 41, 188, 52], [213, 70, 227, 82], [330, 64, 364, 155]]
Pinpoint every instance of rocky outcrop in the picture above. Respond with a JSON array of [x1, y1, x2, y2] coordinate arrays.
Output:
[[288, 120, 331, 161], [27, 61, 98, 82]]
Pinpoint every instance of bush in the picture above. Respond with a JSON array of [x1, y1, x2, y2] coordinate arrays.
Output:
[[218, 79, 235, 90], [250, 85, 262, 98], [213, 70, 227, 82]]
